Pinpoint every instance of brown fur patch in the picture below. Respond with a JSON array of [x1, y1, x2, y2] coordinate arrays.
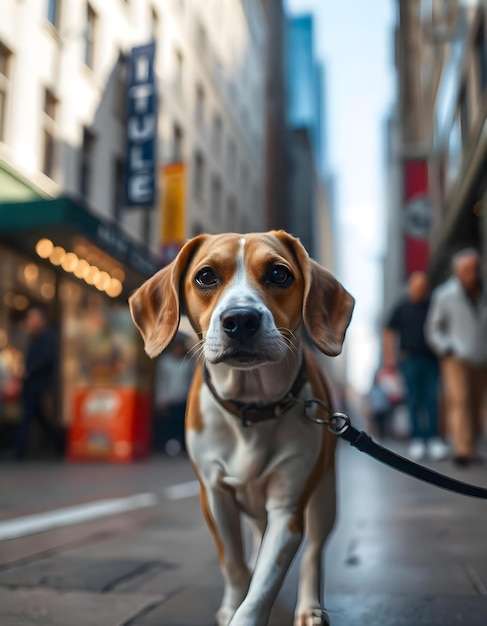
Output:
[[288, 349, 337, 535], [185, 363, 204, 432], [192, 462, 225, 565]]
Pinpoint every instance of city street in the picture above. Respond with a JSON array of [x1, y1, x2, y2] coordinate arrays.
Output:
[[1, 0, 487, 624], [1, 437, 487, 626]]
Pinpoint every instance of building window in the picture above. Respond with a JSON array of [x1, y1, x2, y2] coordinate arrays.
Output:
[[227, 196, 237, 230], [84, 4, 97, 69], [174, 48, 183, 91], [211, 175, 222, 221], [0, 43, 12, 143], [196, 20, 207, 57], [241, 214, 250, 233], [193, 150, 205, 201], [212, 113, 223, 156], [151, 7, 159, 41], [240, 163, 249, 192], [113, 53, 126, 121], [195, 84, 205, 127], [227, 139, 236, 174], [42, 89, 58, 178], [475, 19, 487, 94], [79, 127, 96, 200], [113, 155, 125, 218], [447, 115, 461, 185], [46, 0, 61, 28], [251, 183, 260, 216], [172, 123, 184, 162], [459, 85, 469, 145]]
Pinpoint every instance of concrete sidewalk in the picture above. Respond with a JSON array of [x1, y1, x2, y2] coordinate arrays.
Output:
[[0, 440, 486, 625]]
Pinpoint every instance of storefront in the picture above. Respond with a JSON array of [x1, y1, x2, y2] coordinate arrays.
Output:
[[0, 196, 159, 461]]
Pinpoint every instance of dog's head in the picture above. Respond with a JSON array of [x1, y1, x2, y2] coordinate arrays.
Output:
[[129, 231, 354, 368]]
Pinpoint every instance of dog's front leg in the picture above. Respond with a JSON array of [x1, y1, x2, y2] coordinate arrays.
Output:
[[198, 470, 251, 626], [229, 504, 303, 626]]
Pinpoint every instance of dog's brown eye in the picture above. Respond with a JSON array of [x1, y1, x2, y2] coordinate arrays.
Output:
[[195, 267, 218, 287], [267, 264, 293, 287]]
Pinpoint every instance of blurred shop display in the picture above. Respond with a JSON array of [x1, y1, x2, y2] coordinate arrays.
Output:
[[0, 198, 159, 461], [0, 249, 56, 452], [64, 289, 152, 462]]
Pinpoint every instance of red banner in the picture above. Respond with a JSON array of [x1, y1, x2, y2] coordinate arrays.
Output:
[[403, 159, 431, 275]]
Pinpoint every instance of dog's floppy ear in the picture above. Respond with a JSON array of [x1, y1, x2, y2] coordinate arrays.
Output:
[[129, 235, 207, 358], [302, 258, 355, 356], [276, 231, 355, 356]]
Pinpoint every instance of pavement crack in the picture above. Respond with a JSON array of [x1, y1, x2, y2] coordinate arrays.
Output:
[[102, 561, 167, 593], [121, 593, 168, 625]]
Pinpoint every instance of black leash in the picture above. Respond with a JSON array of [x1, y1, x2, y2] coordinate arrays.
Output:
[[203, 365, 487, 499], [327, 413, 487, 500]]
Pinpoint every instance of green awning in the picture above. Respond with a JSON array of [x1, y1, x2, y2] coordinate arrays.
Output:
[[0, 196, 160, 293]]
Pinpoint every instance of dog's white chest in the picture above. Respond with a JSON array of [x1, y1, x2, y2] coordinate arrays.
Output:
[[187, 386, 322, 516]]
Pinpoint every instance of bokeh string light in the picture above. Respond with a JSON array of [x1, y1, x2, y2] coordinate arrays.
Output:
[[35, 238, 124, 297]]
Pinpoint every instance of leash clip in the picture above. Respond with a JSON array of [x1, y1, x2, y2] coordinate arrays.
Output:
[[302, 400, 351, 436], [327, 412, 351, 435]]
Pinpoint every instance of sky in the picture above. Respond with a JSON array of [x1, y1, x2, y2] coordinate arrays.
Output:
[[286, 0, 396, 393]]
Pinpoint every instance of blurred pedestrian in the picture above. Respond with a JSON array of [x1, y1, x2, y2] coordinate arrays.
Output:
[[426, 249, 487, 467], [384, 272, 448, 460], [368, 371, 391, 440], [16, 305, 64, 459], [154, 333, 194, 455]]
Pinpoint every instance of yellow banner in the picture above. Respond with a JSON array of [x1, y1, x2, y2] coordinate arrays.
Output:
[[160, 162, 186, 249]]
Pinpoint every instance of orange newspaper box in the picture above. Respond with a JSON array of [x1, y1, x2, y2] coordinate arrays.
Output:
[[68, 387, 151, 462]]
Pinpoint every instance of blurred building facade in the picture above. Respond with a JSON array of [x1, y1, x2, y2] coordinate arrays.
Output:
[[0, 0, 267, 245], [387, 0, 486, 293], [286, 15, 324, 168], [0, 0, 268, 458], [285, 14, 334, 269], [284, 13, 344, 389], [387, 0, 454, 288], [261, 0, 288, 231], [428, 0, 487, 281], [383, 112, 404, 314]]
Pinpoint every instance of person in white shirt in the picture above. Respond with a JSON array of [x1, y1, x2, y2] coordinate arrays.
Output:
[[426, 249, 487, 466]]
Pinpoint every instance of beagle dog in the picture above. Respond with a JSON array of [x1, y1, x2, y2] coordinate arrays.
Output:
[[129, 231, 354, 626]]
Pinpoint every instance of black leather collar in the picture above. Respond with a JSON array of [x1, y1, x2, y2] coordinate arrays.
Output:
[[203, 357, 308, 428]]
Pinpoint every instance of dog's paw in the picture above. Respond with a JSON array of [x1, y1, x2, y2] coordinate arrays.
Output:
[[215, 606, 236, 626], [294, 608, 330, 626]]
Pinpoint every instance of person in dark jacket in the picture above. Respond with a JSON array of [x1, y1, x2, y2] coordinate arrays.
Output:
[[383, 272, 449, 461], [16, 305, 63, 459]]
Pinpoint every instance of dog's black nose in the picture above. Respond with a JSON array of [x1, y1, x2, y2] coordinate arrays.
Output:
[[221, 307, 262, 343]]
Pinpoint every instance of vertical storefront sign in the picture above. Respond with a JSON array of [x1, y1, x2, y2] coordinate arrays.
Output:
[[160, 163, 186, 265], [403, 159, 432, 275], [125, 42, 157, 207]]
